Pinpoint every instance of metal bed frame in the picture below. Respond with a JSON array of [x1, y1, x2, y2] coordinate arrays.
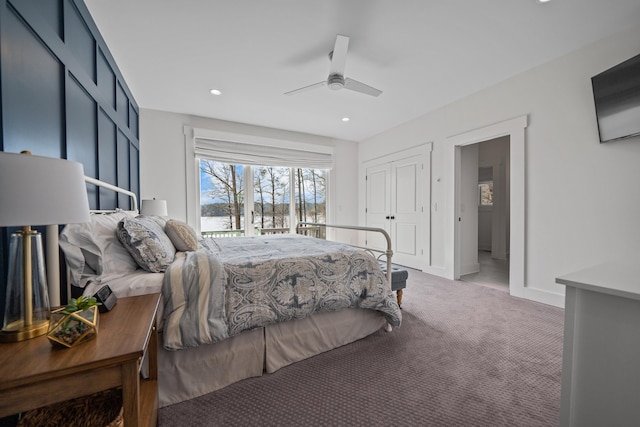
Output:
[[296, 222, 394, 287]]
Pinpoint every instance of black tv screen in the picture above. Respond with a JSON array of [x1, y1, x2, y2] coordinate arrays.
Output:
[[591, 53, 640, 143]]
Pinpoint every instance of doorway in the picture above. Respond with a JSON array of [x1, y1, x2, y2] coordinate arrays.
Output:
[[459, 137, 510, 290], [450, 115, 527, 299]]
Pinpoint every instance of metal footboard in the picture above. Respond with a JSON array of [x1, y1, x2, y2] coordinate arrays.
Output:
[[296, 222, 394, 288]]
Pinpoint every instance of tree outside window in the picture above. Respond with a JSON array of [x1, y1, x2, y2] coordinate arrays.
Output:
[[253, 166, 291, 230], [295, 168, 326, 224], [199, 160, 326, 236], [200, 160, 244, 234]]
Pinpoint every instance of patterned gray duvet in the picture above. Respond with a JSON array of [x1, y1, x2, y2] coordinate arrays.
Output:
[[162, 234, 402, 350]]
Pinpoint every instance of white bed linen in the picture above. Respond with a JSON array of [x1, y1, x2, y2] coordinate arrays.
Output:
[[83, 270, 165, 325], [83, 269, 164, 298]]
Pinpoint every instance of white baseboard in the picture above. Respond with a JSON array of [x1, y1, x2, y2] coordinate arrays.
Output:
[[421, 265, 449, 278], [511, 285, 565, 308]]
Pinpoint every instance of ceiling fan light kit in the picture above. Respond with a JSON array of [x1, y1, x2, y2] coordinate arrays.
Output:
[[327, 73, 345, 90], [285, 35, 382, 97]]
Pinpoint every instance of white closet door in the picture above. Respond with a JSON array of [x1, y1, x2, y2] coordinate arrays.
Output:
[[366, 156, 424, 270], [365, 163, 391, 252], [391, 157, 422, 268]]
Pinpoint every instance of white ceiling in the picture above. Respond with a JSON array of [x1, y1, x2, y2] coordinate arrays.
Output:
[[84, 0, 640, 142]]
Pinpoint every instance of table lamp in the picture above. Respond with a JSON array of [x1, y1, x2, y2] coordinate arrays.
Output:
[[141, 198, 168, 216], [0, 151, 90, 342]]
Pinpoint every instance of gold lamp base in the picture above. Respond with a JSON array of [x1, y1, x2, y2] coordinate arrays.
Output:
[[1, 229, 51, 342], [0, 319, 50, 342]]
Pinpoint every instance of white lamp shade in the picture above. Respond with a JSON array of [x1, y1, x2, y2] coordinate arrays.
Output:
[[0, 152, 91, 227], [141, 199, 168, 216]]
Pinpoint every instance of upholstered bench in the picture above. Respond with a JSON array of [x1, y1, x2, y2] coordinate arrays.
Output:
[[379, 261, 408, 307]]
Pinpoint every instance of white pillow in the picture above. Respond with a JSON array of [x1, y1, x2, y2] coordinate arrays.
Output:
[[59, 211, 139, 286]]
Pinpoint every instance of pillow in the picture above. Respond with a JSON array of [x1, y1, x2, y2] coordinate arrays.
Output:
[[59, 211, 139, 286], [164, 219, 199, 251], [116, 216, 176, 272]]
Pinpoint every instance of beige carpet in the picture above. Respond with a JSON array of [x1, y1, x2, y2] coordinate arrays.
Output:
[[159, 269, 564, 426]]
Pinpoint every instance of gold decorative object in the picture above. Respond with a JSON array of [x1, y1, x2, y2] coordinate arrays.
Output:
[[47, 297, 100, 348]]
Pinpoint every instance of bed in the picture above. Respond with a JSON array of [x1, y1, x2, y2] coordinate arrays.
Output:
[[57, 178, 402, 407]]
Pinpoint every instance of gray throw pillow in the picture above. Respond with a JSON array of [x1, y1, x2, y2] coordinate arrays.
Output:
[[116, 216, 176, 272]]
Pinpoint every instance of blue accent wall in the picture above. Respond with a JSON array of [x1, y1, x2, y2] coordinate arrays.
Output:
[[0, 0, 139, 316]]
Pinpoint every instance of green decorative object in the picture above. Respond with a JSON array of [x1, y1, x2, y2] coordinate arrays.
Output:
[[47, 296, 101, 348]]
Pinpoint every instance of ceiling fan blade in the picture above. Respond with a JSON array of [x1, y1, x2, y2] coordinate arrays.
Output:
[[329, 35, 349, 76], [284, 81, 326, 96], [344, 78, 382, 97]]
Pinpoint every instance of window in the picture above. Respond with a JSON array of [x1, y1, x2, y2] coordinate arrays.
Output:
[[295, 168, 326, 238], [200, 160, 326, 237], [253, 166, 291, 232], [294, 168, 326, 223], [200, 160, 245, 236], [478, 182, 493, 206], [186, 127, 334, 237]]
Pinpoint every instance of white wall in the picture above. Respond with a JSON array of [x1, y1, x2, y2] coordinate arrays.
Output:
[[359, 24, 640, 306], [139, 109, 359, 241]]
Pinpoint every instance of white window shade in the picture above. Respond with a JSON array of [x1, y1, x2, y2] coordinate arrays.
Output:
[[194, 133, 334, 169]]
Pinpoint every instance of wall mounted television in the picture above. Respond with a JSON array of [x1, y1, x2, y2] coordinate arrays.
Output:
[[591, 52, 640, 143]]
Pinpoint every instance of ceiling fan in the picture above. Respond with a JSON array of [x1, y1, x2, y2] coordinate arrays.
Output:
[[284, 35, 382, 97]]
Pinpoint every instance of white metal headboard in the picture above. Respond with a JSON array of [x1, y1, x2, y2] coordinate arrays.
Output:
[[48, 176, 139, 306], [83, 176, 139, 214]]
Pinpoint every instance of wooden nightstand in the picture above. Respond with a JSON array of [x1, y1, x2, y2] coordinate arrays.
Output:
[[0, 293, 160, 427]]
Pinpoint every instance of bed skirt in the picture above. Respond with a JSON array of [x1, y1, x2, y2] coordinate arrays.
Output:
[[157, 308, 386, 407]]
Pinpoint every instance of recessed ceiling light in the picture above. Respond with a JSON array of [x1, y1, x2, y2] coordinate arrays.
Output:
[[209, 89, 222, 95], [538, 0, 551, 3], [341, 117, 350, 122]]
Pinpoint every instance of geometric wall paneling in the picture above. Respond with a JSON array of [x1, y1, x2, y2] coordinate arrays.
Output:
[[98, 49, 116, 109], [1, 5, 64, 159], [117, 130, 131, 209], [130, 144, 140, 206], [66, 74, 98, 208], [35, 0, 63, 40], [64, 0, 96, 83], [116, 81, 128, 125], [3, 0, 140, 165], [129, 104, 139, 140], [98, 108, 117, 210]]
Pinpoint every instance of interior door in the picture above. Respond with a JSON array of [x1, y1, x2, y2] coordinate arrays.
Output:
[[457, 144, 479, 276], [365, 163, 391, 252], [366, 157, 423, 270], [391, 157, 422, 268]]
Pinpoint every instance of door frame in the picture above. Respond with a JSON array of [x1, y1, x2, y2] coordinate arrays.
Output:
[[449, 116, 527, 299]]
